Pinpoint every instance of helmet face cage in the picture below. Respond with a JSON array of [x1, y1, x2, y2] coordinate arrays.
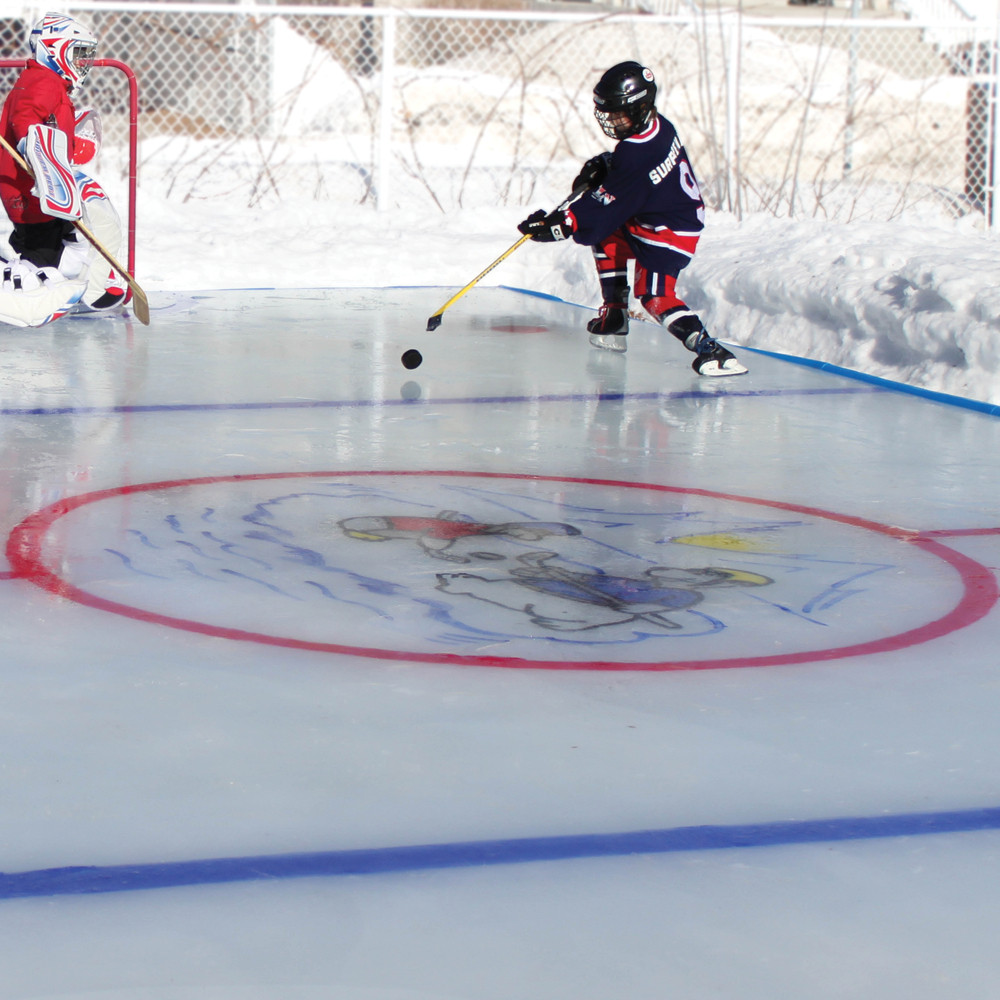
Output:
[[593, 62, 657, 140], [30, 13, 97, 90]]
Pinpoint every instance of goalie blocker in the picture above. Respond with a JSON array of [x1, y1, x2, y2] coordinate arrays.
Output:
[[22, 123, 83, 222]]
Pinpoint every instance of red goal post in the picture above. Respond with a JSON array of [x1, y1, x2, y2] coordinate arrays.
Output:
[[0, 57, 138, 276]]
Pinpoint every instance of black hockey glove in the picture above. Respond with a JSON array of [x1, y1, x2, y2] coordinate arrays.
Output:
[[572, 152, 612, 191], [517, 209, 573, 242]]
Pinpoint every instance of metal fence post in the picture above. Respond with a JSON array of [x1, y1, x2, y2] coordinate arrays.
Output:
[[724, 14, 740, 216], [990, 18, 1000, 229], [377, 8, 396, 212], [845, 0, 861, 177]]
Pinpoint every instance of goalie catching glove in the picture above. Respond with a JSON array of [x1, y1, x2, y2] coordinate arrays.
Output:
[[517, 208, 576, 242]]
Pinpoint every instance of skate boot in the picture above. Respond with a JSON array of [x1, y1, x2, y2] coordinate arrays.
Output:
[[690, 336, 747, 376], [587, 302, 629, 353], [668, 314, 748, 377]]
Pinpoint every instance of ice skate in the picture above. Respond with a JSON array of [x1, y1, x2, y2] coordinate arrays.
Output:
[[587, 302, 629, 353], [668, 314, 748, 377], [691, 338, 748, 377]]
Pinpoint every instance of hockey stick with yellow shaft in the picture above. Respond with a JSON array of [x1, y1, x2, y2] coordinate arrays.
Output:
[[425, 183, 588, 332], [0, 132, 150, 326]]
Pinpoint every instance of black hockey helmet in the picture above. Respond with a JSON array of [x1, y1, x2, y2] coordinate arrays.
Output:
[[593, 61, 657, 140]]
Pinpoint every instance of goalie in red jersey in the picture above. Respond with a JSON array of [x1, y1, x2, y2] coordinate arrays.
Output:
[[519, 61, 746, 377], [0, 11, 127, 327]]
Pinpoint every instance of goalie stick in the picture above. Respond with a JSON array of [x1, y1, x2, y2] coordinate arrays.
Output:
[[0, 132, 149, 326], [425, 182, 590, 332]]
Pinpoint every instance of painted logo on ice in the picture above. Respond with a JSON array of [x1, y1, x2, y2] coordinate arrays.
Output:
[[6, 471, 995, 670]]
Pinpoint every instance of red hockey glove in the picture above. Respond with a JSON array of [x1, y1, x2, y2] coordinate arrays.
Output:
[[517, 208, 574, 242]]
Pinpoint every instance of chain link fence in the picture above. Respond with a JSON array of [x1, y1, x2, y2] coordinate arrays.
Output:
[[2, 2, 999, 224]]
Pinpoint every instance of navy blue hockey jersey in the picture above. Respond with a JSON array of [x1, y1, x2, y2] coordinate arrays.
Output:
[[568, 113, 705, 271]]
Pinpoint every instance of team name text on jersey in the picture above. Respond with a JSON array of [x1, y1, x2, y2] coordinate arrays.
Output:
[[648, 135, 682, 186]]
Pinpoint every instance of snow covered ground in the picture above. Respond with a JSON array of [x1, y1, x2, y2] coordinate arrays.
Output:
[[138, 188, 1000, 407]]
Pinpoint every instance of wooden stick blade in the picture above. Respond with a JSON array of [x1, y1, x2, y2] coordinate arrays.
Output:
[[129, 283, 150, 325], [426, 313, 442, 332]]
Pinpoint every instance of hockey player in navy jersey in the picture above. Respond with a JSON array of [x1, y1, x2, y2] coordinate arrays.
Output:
[[518, 61, 746, 376]]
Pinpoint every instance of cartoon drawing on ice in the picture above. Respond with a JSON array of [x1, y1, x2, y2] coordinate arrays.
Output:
[[35, 472, 922, 659], [335, 506, 779, 637], [436, 550, 772, 633], [338, 511, 580, 563]]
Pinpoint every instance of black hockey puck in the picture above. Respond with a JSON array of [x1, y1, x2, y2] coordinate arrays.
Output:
[[401, 349, 423, 370]]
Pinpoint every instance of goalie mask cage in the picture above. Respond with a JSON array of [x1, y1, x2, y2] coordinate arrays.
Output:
[[0, 57, 138, 277]]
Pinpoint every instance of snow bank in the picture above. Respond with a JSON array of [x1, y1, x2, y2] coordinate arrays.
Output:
[[683, 212, 1000, 405]]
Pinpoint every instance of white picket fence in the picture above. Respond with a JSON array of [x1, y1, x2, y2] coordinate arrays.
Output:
[[2, 2, 1000, 224]]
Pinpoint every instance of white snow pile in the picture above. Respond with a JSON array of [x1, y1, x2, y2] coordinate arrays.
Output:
[[683, 212, 1000, 407]]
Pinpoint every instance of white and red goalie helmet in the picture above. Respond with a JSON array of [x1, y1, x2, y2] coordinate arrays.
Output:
[[29, 12, 97, 91]]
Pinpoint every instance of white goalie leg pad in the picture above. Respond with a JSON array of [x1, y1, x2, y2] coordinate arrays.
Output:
[[0, 258, 87, 328], [58, 229, 91, 280], [23, 124, 83, 222], [64, 170, 128, 312]]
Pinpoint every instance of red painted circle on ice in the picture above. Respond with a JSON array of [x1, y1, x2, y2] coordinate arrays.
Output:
[[6, 471, 997, 671]]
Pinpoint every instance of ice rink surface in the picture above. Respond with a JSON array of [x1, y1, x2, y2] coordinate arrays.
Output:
[[1, 286, 999, 999]]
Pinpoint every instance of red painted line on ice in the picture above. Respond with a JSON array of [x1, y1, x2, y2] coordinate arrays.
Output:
[[5, 471, 998, 671], [919, 527, 1000, 538], [488, 323, 549, 333]]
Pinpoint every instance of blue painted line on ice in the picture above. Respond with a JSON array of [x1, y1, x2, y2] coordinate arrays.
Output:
[[500, 286, 1000, 418], [3, 806, 998, 902], [0, 387, 873, 419], [500, 284, 568, 304], [741, 345, 1000, 418]]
